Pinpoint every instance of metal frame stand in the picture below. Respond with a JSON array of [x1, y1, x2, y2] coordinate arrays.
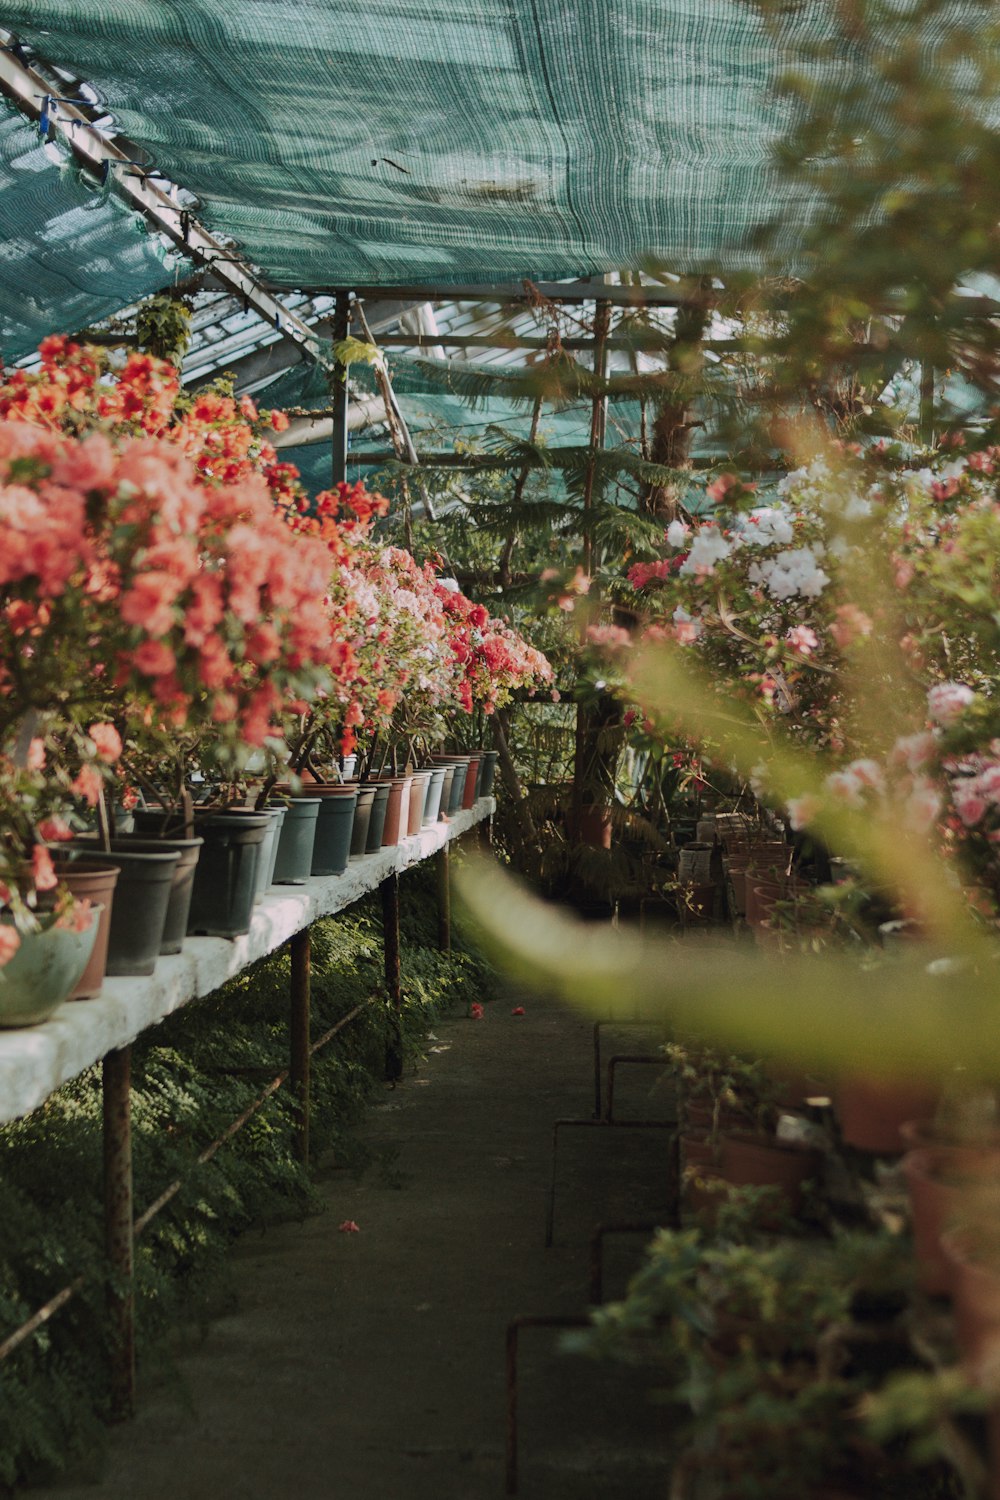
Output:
[[592, 1018, 664, 1117], [290, 927, 312, 1164], [544, 1118, 676, 1247], [436, 842, 450, 953], [505, 1314, 590, 1495], [382, 873, 403, 1080], [102, 1045, 135, 1419]]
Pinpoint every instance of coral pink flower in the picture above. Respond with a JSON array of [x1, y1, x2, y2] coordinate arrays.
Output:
[[36, 817, 73, 842], [470, 1002, 484, 1019], [132, 640, 176, 677], [32, 844, 57, 891], [511, 1005, 525, 1016], [927, 682, 975, 724], [72, 764, 104, 807], [26, 737, 46, 772], [337, 1220, 360, 1233], [88, 722, 123, 763]]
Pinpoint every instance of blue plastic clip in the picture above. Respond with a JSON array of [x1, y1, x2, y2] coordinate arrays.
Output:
[[38, 94, 50, 138]]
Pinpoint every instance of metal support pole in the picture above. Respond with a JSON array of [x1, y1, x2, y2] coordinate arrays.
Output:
[[436, 843, 451, 953], [102, 1046, 135, 1419], [382, 873, 403, 1080], [920, 361, 935, 448], [478, 814, 494, 851], [331, 290, 351, 486], [290, 927, 312, 1165]]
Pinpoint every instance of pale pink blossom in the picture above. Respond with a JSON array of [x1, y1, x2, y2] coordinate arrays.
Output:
[[785, 624, 819, 656], [88, 722, 123, 763], [0, 924, 20, 967], [927, 682, 975, 723], [787, 794, 821, 830]]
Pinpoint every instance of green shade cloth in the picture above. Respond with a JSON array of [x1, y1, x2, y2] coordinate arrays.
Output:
[[4, 0, 849, 286], [0, 107, 177, 363]]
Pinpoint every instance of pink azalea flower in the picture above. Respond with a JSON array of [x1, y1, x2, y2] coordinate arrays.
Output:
[[470, 1002, 484, 1020], [511, 1005, 525, 1016], [32, 844, 57, 891], [338, 1220, 361, 1234], [785, 625, 818, 656], [787, 794, 821, 831], [72, 763, 104, 807], [927, 682, 975, 724], [36, 817, 73, 842], [88, 721, 123, 763]]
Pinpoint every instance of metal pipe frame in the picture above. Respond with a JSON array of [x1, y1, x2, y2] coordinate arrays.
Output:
[[592, 1019, 665, 1118], [102, 1046, 134, 1419], [544, 1118, 676, 1249], [382, 874, 403, 1082], [505, 1314, 591, 1495], [436, 843, 451, 953], [290, 928, 312, 1165], [0, 39, 327, 368]]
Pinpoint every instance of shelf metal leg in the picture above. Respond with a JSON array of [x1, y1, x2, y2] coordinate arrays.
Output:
[[436, 842, 451, 953], [102, 1045, 135, 1419], [382, 873, 403, 1080], [290, 926, 312, 1165]]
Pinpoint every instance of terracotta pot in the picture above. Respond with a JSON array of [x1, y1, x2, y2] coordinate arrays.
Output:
[[719, 1132, 821, 1217], [902, 1146, 1000, 1296], [836, 1075, 940, 1154], [461, 755, 482, 810], [379, 778, 410, 847], [50, 859, 119, 999], [941, 1230, 1000, 1381]]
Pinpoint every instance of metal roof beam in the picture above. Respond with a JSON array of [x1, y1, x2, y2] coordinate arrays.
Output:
[[0, 38, 329, 369], [292, 280, 687, 308]]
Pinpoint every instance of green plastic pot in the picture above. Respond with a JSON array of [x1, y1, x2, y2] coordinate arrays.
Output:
[[364, 782, 391, 853], [0, 907, 103, 1027], [64, 844, 180, 975], [311, 788, 358, 876], [188, 812, 270, 937], [271, 798, 320, 884], [349, 785, 378, 857]]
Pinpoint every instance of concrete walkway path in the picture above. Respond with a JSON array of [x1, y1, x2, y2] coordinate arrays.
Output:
[[37, 995, 676, 1500]]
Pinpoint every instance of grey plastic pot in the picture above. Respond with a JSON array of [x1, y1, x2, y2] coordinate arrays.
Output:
[[421, 766, 447, 826], [364, 781, 391, 853], [65, 844, 180, 975], [99, 835, 203, 954], [349, 785, 378, 858], [477, 750, 499, 798]]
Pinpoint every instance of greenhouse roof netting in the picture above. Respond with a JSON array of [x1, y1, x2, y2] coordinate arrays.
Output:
[[0, 105, 175, 362], [3, 0, 861, 288]]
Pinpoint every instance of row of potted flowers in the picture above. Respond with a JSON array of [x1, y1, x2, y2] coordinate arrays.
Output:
[[0, 336, 551, 1023]]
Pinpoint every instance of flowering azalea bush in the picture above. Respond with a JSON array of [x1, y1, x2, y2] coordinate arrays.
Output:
[[595, 442, 1000, 909]]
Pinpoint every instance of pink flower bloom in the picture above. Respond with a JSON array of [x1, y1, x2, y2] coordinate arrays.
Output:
[[36, 816, 73, 842], [954, 785, 987, 827], [927, 682, 975, 724], [829, 604, 873, 650], [132, 640, 176, 677], [0, 924, 20, 967], [511, 1005, 525, 1016], [338, 1220, 361, 1234], [470, 1002, 484, 1020], [88, 721, 123, 763], [787, 794, 821, 831], [72, 763, 104, 807], [26, 737, 46, 772], [905, 779, 943, 834], [785, 625, 819, 656], [32, 844, 57, 891], [890, 732, 937, 773]]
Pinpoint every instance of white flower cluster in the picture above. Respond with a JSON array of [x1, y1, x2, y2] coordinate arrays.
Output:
[[747, 545, 830, 601], [678, 524, 731, 576], [735, 505, 795, 547]]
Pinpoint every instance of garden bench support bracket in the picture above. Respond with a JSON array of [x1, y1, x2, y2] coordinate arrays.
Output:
[[290, 927, 312, 1165], [102, 1044, 135, 1420], [605, 1053, 670, 1123], [505, 1314, 591, 1495], [588, 1219, 676, 1305], [592, 1018, 666, 1118]]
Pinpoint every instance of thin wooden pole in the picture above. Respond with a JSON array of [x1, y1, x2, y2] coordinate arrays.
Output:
[[102, 1046, 135, 1419], [289, 927, 312, 1165]]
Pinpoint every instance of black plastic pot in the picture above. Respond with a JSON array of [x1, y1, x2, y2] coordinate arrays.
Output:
[[64, 844, 180, 975], [349, 785, 377, 858], [364, 782, 391, 853], [311, 790, 358, 876], [421, 767, 446, 826], [270, 798, 320, 884], [188, 812, 270, 937]]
